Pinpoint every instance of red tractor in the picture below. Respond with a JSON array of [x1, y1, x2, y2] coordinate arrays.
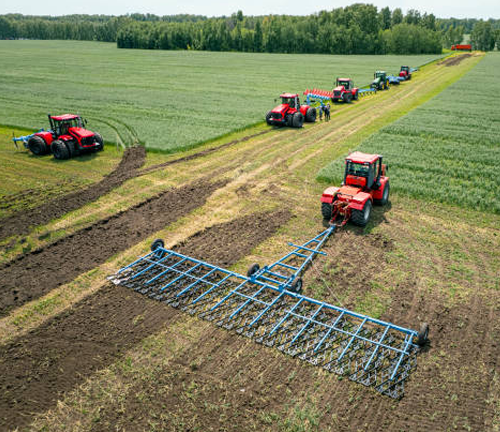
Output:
[[332, 78, 359, 103], [321, 152, 390, 227], [399, 66, 412, 81], [266, 93, 316, 128], [26, 114, 104, 160]]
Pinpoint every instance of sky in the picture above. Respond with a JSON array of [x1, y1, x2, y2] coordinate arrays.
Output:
[[1, 0, 498, 19]]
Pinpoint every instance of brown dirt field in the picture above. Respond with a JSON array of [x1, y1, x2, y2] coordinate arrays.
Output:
[[439, 53, 473, 67], [0, 146, 146, 241], [0, 178, 227, 317], [0, 209, 290, 431]]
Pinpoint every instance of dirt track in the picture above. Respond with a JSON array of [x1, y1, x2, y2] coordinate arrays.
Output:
[[0, 210, 291, 431], [0, 146, 146, 240], [439, 53, 473, 67], [0, 178, 227, 316]]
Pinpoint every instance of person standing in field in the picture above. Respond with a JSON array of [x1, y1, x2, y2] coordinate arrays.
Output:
[[325, 103, 331, 121], [318, 102, 323, 121]]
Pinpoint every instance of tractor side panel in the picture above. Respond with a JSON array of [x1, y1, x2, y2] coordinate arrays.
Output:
[[35, 131, 54, 145], [348, 192, 372, 210], [372, 177, 389, 201], [321, 187, 340, 204]]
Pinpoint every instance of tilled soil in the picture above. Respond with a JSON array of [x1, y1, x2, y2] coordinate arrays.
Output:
[[439, 53, 473, 67], [0, 146, 146, 241], [0, 178, 227, 316], [0, 209, 290, 431]]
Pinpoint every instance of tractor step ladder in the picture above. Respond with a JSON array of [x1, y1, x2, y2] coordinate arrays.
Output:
[[109, 226, 421, 399]]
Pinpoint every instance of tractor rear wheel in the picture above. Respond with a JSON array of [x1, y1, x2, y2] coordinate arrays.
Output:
[[27, 135, 48, 155], [417, 323, 429, 346], [305, 107, 317, 122], [51, 140, 70, 160], [353, 91, 359, 101], [321, 202, 332, 220], [343, 93, 352, 103], [351, 200, 372, 227], [266, 111, 273, 126], [292, 112, 304, 128], [247, 263, 260, 278], [375, 181, 390, 206]]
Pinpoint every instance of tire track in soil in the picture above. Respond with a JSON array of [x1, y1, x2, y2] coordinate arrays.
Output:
[[0, 178, 227, 317], [0, 209, 291, 431], [0, 146, 147, 241]]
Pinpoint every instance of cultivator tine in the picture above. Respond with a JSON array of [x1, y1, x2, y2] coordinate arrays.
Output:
[[110, 229, 424, 399]]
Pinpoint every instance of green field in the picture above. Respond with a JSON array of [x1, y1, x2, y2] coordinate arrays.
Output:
[[318, 52, 500, 213], [0, 40, 443, 152]]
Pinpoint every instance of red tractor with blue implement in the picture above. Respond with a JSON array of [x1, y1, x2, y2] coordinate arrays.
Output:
[[14, 114, 104, 160], [266, 93, 316, 128], [399, 66, 412, 81], [321, 151, 390, 227], [332, 78, 359, 103]]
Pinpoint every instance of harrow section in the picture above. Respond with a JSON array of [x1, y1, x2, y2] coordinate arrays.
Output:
[[109, 227, 423, 399]]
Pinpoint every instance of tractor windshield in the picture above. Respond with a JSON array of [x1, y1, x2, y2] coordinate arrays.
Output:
[[338, 80, 351, 89], [346, 162, 370, 177], [54, 117, 83, 135], [281, 97, 296, 108]]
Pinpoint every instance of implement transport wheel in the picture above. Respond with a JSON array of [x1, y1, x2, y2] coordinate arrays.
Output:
[[375, 181, 390, 206], [292, 112, 304, 128], [321, 202, 332, 221], [289, 277, 303, 294], [247, 263, 260, 278], [417, 323, 429, 346], [266, 111, 273, 126], [151, 238, 165, 252], [27, 135, 48, 155], [351, 200, 372, 227], [305, 107, 317, 122], [51, 140, 70, 160]]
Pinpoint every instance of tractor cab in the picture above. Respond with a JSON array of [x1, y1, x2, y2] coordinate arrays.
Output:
[[374, 71, 387, 79], [48, 114, 89, 138], [335, 78, 353, 91], [343, 152, 386, 190], [280, 93, 300, 109]]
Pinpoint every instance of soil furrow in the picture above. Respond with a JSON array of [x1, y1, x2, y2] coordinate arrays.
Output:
[[0, 178, 227, 317], [0, 146, 146, 240], [0, 209, 291, 431]]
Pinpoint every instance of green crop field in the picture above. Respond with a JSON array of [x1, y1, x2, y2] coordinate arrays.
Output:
[[0, 40, 444, 152], [318, 52, 500, 214]]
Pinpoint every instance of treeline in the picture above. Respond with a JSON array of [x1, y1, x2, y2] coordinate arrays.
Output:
[[1, 7, 500, 55]]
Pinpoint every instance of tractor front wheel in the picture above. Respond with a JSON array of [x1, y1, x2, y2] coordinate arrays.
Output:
[[351, 200, 372, 227], [375, 181, 390, 206], [292, 112, 304, 128], [266, 111, 273, 126], [305, 107, 317, 122], [51, 140, 70, 160], [27, 135, 48, 156], [93, 132, 104, 152], [321, 202, 332, 221]]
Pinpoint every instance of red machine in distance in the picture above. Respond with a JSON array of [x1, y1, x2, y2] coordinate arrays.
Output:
[[266, 93, 316, 128], [451, 44, 472, 51], [332, 78, 359, 103], [27, 114, 104, 160], [399, 66, 412, 81], [321, 151, 390, 227]]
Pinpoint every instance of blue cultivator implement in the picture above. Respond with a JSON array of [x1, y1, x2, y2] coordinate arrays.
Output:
[[109, 226, 428, 399], [12, 130, 44, 149]]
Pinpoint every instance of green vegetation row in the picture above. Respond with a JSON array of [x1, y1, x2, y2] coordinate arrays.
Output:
[[318, 53, 500, 214], [0, 40, 443, 151]]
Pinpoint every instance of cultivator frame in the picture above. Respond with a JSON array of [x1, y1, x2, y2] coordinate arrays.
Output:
[[109, 226, 424, 399], [304, 88, 376, 105]]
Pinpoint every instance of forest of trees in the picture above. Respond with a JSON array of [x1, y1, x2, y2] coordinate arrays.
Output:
[[0, 7, 499, 55]]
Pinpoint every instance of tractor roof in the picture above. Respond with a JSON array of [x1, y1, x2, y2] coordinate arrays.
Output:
[[280, 93, 298, 98], [346, 151, 380, 164], [50, 114, 80, 121], [338, 78, 352, 81]]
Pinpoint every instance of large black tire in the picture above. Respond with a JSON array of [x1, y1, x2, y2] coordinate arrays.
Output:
[[353, 90, 359, 101], [374, 181, 390, 206], [305, 107, 316, 122], [285, 114, 294, 127], [343, 93, 352, 103], [292, 112, 304, 128], [27, 135, 48, 156], [321, 202, 332, 220], [247, 263, 260, 278], [266, 111, 273, 126], [93, 132, 104, 152], [65, 140, 78, 158], [417, 323, 429, 347], [151, 238, 165, 252], [351, 200, 372, 227], [51, 140, 70, 160]]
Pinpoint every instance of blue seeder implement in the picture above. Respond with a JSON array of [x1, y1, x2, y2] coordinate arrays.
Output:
[[12, 130, 45, 149], [109, 225, 425, 399]]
